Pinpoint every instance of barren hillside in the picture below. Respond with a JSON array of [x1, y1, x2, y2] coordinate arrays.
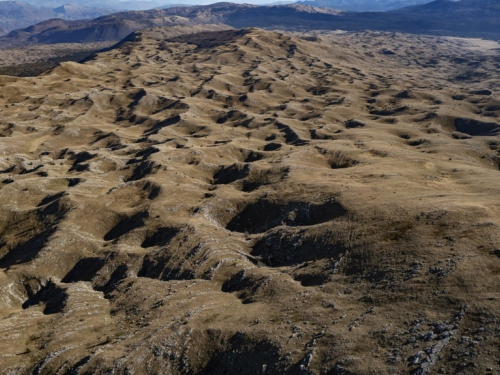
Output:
[[0, 26, 500, 374]]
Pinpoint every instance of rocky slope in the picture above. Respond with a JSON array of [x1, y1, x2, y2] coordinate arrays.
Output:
[[0, 26, 500, 374]]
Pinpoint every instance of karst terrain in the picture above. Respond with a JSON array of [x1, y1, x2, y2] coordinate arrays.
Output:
[[0, 25, 500, 374]]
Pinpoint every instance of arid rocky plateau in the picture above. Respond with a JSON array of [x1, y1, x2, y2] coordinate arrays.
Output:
[[0, 24, 500, 374]]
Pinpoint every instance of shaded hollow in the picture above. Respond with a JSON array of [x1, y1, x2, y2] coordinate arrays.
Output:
[[193, 332, 281, 375], [69, 151, 95, 171], [62, 257, 106, 283], [454, 118, 500, 136], [141, 227, 179, 248], [126, 161, 161, 182], [0, 199, 69, 268], [226, 199, 346, 234], [104, 211, 149, 241], [213, 164, 250, 185], [22, 280, 67, 315], [251, 230, 345, 267]]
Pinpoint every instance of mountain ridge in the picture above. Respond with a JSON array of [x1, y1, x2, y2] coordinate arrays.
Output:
[[2, 0, 500, 46]]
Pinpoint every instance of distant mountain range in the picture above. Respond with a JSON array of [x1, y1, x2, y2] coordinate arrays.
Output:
[[0, 3, 336, 44], [0, 0, 198, 35], [1, 0, 500, 45], [0, 1, 116, 34], [297, 0, 433, 11], [11, 0, 172, 11]]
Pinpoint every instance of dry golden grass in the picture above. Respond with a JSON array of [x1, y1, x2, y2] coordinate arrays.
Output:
[[0, 26, 499, 374]]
